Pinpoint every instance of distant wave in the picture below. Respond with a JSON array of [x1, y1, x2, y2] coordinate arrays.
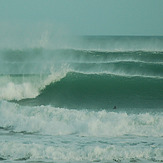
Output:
[[0, 48, 163, 74]]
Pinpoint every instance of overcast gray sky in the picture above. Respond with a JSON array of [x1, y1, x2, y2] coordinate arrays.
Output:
[[0, 0, 163, 36]]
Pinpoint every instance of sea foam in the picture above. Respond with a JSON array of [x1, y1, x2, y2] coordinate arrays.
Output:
[[0, 101, 162, 137], [0, 140, 162, 162], [0, 100, 163, 162]]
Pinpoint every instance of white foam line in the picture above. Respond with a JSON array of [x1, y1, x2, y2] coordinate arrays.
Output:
[[65, 60, 163, 65], [72, 70, 163, 80], [62, 47, 163, 53]]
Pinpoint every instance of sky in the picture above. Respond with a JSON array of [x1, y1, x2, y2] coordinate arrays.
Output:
[[0, 0, 163, 36]]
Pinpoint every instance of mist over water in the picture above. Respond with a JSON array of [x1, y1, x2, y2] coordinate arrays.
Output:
[[0, 25, 163, 162], [0, 22, 163, 50]]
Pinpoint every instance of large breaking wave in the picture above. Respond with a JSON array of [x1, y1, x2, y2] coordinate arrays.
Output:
[[0, 47, 163, 109], [16, 71, 163, 109]]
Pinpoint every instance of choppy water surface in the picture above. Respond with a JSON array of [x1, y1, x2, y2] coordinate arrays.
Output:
[[0, 36, 163, 162]]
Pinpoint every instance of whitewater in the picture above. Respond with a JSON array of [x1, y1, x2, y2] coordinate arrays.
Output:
[[0, 36, 163, 162]]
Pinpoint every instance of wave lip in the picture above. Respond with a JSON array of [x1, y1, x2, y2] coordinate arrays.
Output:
[[0, 70, 68, 101]]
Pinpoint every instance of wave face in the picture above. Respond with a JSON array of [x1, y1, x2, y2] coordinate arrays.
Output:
[[17, 72, 162, 110], [0, 36, 163, 162]]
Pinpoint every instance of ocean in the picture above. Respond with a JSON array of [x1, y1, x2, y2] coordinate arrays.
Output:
[[0, 36, 163, 162]]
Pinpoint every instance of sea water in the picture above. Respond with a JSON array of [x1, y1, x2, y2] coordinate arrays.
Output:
[[0, 36, 163, 162]]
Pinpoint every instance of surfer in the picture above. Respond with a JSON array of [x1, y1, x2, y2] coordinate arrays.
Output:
[[113, 106, 117, 109]]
